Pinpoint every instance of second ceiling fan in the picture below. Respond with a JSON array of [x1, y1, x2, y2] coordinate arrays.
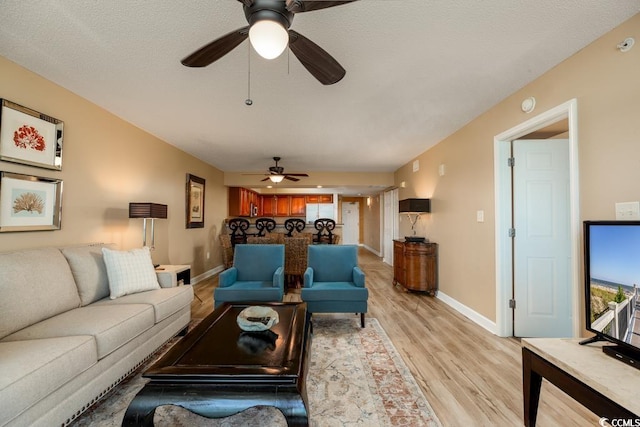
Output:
[[181, 0, 358, 85]]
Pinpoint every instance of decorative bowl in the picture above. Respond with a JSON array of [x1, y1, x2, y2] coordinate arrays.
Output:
[[237, 306, 279, 331]]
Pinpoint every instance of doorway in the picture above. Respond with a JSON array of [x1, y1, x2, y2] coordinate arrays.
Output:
[[494, 99, 580, 338], [383, 189, 399, 265], [341, 202, 360, 245], [512, 138, 572, 337]]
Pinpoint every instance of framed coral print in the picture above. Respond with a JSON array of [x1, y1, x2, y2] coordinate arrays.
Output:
[[186, 173, 205, 229], [0, 99, 64, 170], [0, 171, 63, 232]]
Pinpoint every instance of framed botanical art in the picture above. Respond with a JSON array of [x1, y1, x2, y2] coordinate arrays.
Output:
[[186, 173, 205, 229], [0, 99, 64, 170], [0, 171, 63, 232]]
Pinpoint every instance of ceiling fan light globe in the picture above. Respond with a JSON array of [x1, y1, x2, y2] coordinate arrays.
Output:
[[249, 20, 289, 59], [269, 174, 285, 183]]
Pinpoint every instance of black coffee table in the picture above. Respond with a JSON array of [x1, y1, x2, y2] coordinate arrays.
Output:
[[122, 302, 311, 426]]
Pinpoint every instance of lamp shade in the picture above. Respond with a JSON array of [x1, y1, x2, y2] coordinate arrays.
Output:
[[399, 198, 431, 213], [129, 203, 167, 219], [249, 19, 289, 59], [269, 174, 285, 183]]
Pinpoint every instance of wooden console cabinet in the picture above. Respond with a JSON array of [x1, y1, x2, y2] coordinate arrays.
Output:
[[393, 239, 438, 295]]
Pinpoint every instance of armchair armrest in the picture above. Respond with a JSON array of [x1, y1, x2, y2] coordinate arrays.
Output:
[[353, 266, 365, 287], [303, 267, 314, 288], [273, 266, 285, 291], [219, 267, 238, 288]]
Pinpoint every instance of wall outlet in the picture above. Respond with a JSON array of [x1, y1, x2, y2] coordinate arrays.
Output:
[[615, 202, 640, 220], [476, 210, 485, 223], [206, 251, 210, 259]]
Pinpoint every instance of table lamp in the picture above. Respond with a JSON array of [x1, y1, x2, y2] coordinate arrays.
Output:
[[128, 202, 168, 249]]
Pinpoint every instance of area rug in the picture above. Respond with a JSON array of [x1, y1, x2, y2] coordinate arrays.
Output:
[[71, 317, 441, 426]]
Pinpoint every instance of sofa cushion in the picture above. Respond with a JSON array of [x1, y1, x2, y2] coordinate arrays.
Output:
[[0, 247, 81, 340], [102, 247, 160, 299], [0, 336, 96, 427], [1, 304, 154, 359], [61, 243, 116, 306], [93, 285, 193, 323], [214, 282, 283, 306]]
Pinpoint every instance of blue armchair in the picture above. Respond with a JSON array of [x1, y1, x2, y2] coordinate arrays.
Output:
[[302, 245, 368, 327], [214, 244, 285, 308]]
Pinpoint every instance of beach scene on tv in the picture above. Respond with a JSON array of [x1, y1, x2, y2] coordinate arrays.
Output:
[[589, 225, 640, 346]]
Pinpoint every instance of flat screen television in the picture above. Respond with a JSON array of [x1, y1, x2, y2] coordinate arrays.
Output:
[[582, 220, 640, 368]]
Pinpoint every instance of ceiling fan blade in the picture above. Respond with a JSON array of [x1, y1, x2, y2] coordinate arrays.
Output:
[[285, 176, 301, 182], [284, 173, 309, 177], [181, 26, 249, 67], [286, 0, 358, 13], [288, 30, 346, 85]]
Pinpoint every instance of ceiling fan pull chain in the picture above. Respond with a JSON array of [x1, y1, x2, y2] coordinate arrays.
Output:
[[245, 42, 253, 106]]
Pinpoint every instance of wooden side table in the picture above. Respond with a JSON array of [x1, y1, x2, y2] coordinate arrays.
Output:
[[155, 265, 191, 287], [522, 338, 639, 426], [155, 265, 201, 302]]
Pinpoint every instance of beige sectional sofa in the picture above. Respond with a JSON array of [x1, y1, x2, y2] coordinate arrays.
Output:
[[0, 244, 193, 427]]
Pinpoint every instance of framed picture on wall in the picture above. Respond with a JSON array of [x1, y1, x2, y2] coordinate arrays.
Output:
[[0, 99, 64, 170], [0, 171, 63, 232], [186, 173, 205, 229]]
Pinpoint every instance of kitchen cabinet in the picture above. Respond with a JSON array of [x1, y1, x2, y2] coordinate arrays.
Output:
[[305, 195, 333, 203], [275, 196, 291, 216], [228, 187, 259, 217], [259, 195, 305, 217], [393, 239, 438, 295], [261, 195, 276, 216], [290, 196, 306, 216]]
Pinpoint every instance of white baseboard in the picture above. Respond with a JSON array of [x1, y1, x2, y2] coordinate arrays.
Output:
[[362, 244, 382, 257], [437, 291, 498, 335], [191, 265, 224, 285]]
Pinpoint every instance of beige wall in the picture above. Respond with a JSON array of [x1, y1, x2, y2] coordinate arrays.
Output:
[[362, 194, 381, 253], [0, 57, 227, 277], [395, 14, 640, 322]]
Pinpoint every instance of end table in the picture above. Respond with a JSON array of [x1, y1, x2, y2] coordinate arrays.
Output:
[[155, 265, 202, 302]]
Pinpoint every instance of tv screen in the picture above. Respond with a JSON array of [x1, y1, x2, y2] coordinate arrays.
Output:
[[583, 221, 640, 360]]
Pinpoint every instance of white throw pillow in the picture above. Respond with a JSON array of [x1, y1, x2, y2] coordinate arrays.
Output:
[[102, 247, 160, 299]]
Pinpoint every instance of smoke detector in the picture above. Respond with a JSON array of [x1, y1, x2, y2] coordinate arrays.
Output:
[[617, 37, 635, 52]]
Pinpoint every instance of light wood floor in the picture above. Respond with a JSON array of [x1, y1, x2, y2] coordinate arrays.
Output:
[[190, 248, 598, 426]]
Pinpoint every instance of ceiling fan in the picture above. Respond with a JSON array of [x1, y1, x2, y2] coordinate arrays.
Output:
[[245, 157, 309, 182], [181, 0, 358, 85]]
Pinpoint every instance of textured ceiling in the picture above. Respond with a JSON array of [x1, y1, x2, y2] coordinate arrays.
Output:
[[0, 1, 638, 178]]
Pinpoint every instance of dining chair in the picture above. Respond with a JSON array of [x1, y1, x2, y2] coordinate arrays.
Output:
[[284, 218, 306, 237], [313, 218, 336, 244], [283, 236, 310, 288], [255, 218, 276, 236], [227, 218, 250, 246]]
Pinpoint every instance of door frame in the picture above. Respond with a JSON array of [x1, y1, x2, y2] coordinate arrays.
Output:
[[383, 188, 399, 265], [493, 98, 580, 337]]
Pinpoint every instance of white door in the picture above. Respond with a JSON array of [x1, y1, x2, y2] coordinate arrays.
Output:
[[341, 202, 359, 245], [513, 139, 572, 337], [383, 189, 398, 265]]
